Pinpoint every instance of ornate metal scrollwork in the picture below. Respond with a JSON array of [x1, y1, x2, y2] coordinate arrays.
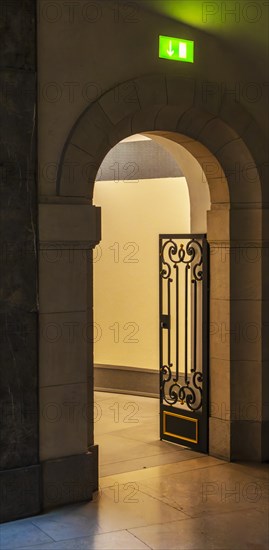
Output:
[[160, 238, 203, 282], [160, 238, 204, 412], [161, 365, 203, 411]]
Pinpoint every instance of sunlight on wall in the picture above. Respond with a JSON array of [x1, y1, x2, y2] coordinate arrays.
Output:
[[93, 177, 190, 370]]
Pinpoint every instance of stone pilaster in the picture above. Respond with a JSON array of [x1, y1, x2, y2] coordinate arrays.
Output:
[[0, 0, 39, 523], [38, 202, 101, 509], [207, 205, 265, 460]]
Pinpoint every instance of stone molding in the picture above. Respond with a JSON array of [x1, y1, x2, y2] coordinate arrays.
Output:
[[94, 364, 159, 398], [39, 204, 101, 248]]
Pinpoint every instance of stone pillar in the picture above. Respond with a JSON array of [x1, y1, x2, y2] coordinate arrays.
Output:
[[0, 1, 39, 523], [208, 206, 264, 460], [38, 202, 101, 509]]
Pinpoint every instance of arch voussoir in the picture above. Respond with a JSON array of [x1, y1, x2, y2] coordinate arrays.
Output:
[[131, 105, 163, 135], [176, 107, 217, 139], [98, 80, 140, 126], [197, 118, 239, 154], [70, 102, 113, 156], [154, 105, 192, 132], [215, 138, 262, 205], [134, 74, 167, 107], [166, 74, 195, 109]]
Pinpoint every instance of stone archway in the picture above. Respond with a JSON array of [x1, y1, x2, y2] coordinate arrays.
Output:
[[38, 73, 267, 509]]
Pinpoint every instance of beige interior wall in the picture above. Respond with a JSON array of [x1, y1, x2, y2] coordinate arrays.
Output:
[[93, 177, 190, 370]]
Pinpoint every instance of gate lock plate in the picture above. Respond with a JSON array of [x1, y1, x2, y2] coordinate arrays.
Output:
[[160, 314, 170, 329]]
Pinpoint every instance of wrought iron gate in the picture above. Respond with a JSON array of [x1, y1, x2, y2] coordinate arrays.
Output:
[[159, 234, 209, 453]]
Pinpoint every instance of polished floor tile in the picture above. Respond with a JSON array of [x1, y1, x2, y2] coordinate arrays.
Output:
[[136, 461, 269, 517], [94, 393, 158, 438], [0, 518, 54, 548], [89, 484, 188, 531], [30, 506, 102, 541], [94, 392, 205, 476], [99, 455, 225, 489], [97, 429, 202, 476], [224, 461, 269, 482], [19, 530, 150, 549], [1, 392, 268, 550], [129, 508, 268, 550]]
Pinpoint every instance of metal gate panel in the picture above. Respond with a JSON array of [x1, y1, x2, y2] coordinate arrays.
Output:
[[159, 234, 209, 453]]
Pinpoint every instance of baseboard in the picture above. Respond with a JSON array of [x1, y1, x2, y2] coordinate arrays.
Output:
[[0, 464, 41, 523], [94, 364, 159, 398], [41, 448, 98, 510]]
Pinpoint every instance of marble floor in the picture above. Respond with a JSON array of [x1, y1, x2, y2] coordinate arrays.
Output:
[[0, 391, 268, 550]]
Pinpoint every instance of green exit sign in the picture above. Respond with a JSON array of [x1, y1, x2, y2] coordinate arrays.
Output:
[[159, 35, 194, 63]]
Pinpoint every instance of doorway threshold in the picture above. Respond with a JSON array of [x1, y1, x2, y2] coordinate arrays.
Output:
[[94, 391, 204, 477]]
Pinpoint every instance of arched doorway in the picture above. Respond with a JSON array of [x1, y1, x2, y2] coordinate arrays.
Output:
[[92, 131, 211, 465], [38, 73, 266, 509]]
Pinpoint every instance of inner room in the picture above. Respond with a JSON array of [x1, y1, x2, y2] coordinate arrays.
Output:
[[93, 133, 210, 474]]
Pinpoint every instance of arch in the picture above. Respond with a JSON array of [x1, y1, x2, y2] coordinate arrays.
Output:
[[39, 73, 267, 463], [56, 73, 264, 214]]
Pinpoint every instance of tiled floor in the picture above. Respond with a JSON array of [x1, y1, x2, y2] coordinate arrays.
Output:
[[0, 391, 268, 549]]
